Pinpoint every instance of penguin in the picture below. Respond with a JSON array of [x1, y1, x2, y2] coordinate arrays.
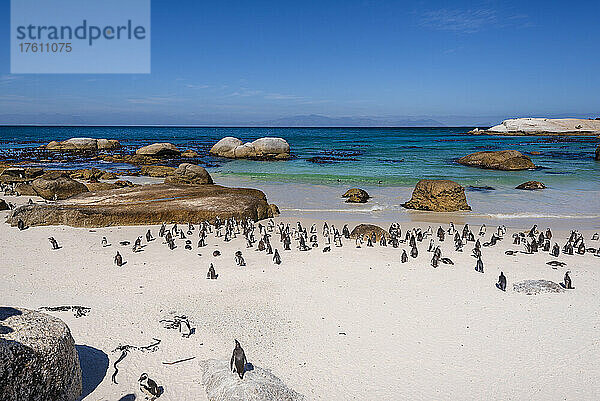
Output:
[[410, 246, 418, 259], [592, 233, 599, 241], [440, 257, 454, 265], [551, 243, 560, 257], [159, 223, 166, 237], [273, 249, 281, 265], [133, 236, 142, 252], [235, 251, 246, 266], [146, 229, 154, 242], [230, 339, 247, 379], [114, 251, 124, 267], [48, 237, 60, 250], [206, 263, 217, 279], [17, 219, 26, 231], [101, 237, 110, 247], [496, 272, 507, 291], [431, 255, 439, 268], [138, 373, 160, 400], [563, 271, 573, 289], [401, 250, 408, 263], [475, 257, 484, 273], [213, 250, 221, 257], [322, 246, 331, 253], [479, 224, 486, 236]]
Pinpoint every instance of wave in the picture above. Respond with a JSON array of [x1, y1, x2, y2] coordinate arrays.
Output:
[[480, 213, 600, 219]]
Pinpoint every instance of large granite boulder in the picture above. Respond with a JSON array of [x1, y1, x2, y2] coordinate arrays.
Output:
[[350, 224, 389, 241], [210, 137, 290, 160], [85, 180, 135, 192], [342, 188, 370, 203], [595, 145, 599, 161], [0, 307, 82, 401], [513, 280, 564, 295], [165, 163, 213, 185], [136, 143, 181, 158], [457, 150, 535, 171], [485, 118, 600, 135], [31, 172, 89, 200], [200, 359, 304, 401], [209, 137, 244, 158], [44, 138, 120, 151], [8, 183, 274, 227], [402, 179, 471, 212], [139, 165, 176, 178], [15, 183, 38, 196], [69, 168, 118, 181], [516, 181, 546, 190]]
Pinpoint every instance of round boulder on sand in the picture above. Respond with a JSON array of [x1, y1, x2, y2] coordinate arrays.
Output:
[[31, 171, 89, 200], [513, 280, 564, 295], [0, 307, 82, 401], [165, 163, 213, 185], [516, 181, 546, 190], [402, 179, 471, 212], [350, 224, 389, 241], [342, 188, 370, 203], [457, 150, 535, 171], [135, 143, 181, 158]]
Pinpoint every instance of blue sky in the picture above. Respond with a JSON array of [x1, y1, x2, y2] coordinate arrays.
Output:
[[0, 0, 599, 125]]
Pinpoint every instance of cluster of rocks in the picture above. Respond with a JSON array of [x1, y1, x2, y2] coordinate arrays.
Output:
[[0, 307, 82, 401], [457, 150, 535, 171], [210, 137, 290, 160], [42, 137, 120, 151]]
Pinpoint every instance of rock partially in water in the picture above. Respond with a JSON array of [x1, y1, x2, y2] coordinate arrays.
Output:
[[164, 163, 213, 185], [516, 181, 546, 190], [136, 142, 181, 158], [458, 150, 535, 171], [0, 307, 82, 401], [199, 359, 305, 401], [513, 280, 564, 295], [210, 137, 290, 160], [182, 149, 199, 158], [31, 171, 89, 200], [350, 224, 389, 241], [402, 179, 471, 212], [484, 118, 600, 135], [7, 183, 274, 227], [43, 137, 120, 151], [466, 185, 496, 192], [342, 188, 370, 203]]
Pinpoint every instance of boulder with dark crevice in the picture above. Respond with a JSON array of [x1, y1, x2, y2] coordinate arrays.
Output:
[[135, 143, 181, 158], [0, 307, 82, 401]]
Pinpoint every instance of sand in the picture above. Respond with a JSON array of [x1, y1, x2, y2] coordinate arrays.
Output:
[[1, 194, 600, 401]]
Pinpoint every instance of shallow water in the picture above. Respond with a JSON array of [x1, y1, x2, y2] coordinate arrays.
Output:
[[1, 126, 599, 227]]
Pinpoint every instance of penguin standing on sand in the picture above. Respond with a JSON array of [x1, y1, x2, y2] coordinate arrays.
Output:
[[496, 272, 507, 291], [146, 229, 154, 242], [206, 263, 217, 279], [564, 271, 573, 289], [114, 251, 124, 267], [475, 257, 484, 273], [401, 250, 408, 263], [231, 339, 248, 379], [273, 249, 281, 265], [48, 237, 60, 250], [138, 373, 160, 400]]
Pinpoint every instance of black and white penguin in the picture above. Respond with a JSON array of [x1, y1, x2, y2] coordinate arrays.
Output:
[[564, 271, 573, 289], [207, 263, 217, 279], [230, 339, 247, 379], [496, 272, 507, 291], [138, 373, 160, 400], [401, 250, 408, 263], [273, 249, 281, 264], [410, 246, 418, 259], [146, 229, 154, 242], [48, 237, 60, 250], [475, 257, 484, 273], [114, 251, 124, 267]]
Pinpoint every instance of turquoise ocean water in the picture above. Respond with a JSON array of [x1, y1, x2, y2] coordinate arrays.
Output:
[[1, 126, 599, 227]]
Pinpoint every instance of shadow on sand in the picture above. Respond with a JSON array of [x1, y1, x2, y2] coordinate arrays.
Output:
[[76, 344, 109, 399]]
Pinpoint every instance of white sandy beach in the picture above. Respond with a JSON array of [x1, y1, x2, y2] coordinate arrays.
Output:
[[1, 193, 600, 401]]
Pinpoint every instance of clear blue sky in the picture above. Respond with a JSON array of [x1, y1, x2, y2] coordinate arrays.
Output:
[[0, 0, 599, 125]]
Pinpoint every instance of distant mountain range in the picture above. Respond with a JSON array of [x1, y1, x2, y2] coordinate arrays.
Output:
[[258, 114, 443, 127]]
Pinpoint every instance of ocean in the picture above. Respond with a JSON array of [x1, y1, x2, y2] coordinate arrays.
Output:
[[1, 126, 599, 228]]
